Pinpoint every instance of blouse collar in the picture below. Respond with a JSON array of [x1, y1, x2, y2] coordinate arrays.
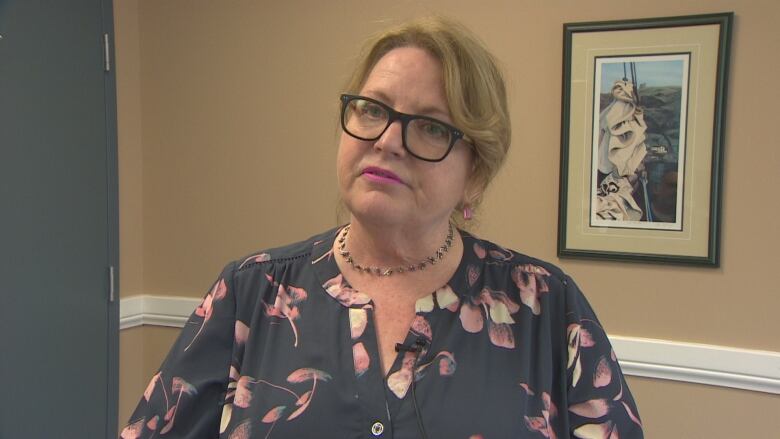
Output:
[[309, 225, 484, 309]]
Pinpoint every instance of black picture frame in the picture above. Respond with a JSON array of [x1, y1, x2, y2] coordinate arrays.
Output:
[[557, 13, 733, 266]]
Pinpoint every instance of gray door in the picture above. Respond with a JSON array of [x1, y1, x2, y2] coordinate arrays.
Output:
[[0, 0, 119, 437]]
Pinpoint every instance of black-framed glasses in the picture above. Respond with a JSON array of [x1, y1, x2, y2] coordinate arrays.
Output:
[[340, 94, 469, 162]]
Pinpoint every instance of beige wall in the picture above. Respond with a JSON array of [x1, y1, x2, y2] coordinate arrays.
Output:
[[115, 0, 780, 435], [118, 327, 179, 427], [116, 0, 144, 298]]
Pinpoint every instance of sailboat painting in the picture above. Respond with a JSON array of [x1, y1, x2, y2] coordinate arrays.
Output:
[[590, 54, 689, 231]]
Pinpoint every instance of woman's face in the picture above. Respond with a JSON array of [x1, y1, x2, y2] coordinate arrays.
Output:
[[337, 47, 473, 231]]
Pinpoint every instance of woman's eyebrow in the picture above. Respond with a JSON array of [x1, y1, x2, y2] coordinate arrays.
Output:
[[360, 89, 392, 104], [414, 104, 450, 121], [361, 89, 452, 121]]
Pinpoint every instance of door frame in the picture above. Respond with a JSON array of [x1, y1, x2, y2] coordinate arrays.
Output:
[[101, 0, 120, 435]]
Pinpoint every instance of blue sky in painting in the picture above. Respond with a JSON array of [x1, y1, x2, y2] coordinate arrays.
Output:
[[600, 59, 684, 93]]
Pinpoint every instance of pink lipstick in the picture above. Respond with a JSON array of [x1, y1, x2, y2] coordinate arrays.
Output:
[[361, 166, 404, 185]]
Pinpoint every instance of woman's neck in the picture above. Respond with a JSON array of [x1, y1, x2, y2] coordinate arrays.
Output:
[[343, 217, 454, 269], [333, 216, 464, 301]]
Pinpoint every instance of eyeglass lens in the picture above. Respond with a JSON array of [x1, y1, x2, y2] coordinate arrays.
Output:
[[343, 97, 453, 160]]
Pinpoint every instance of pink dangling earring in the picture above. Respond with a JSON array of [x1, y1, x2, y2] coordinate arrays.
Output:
[[463, 205, 473, 221]]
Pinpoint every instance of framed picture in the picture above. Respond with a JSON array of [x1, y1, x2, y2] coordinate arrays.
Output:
[[557, 13, 733, 266]]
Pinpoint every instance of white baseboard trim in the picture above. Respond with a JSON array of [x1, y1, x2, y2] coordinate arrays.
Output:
[[119, 295, 201, 330], [119, 295, 780, 394]]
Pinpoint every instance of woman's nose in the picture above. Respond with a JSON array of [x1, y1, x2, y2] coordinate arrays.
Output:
[[373, 120, 406, 157]]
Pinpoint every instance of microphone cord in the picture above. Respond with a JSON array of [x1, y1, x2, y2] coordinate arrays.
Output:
[[396, 338, 430, 439]]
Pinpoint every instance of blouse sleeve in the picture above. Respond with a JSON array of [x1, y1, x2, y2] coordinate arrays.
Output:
[[562, 275, 644, 438], [120, 262, 238, 439]]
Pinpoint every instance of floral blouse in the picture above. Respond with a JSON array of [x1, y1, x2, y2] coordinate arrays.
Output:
[[121, 227, 643, 439]]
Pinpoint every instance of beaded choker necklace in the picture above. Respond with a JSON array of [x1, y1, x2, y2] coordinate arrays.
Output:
[[337, 223, 454, 276]]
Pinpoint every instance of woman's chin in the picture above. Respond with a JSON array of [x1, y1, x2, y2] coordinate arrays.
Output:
[[345, 198, 411, 228]]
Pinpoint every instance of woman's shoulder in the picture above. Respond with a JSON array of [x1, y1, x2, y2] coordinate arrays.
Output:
[[229, 227, 341, 274], [461, 229, 569, 286], [211, 227, 342, 311]]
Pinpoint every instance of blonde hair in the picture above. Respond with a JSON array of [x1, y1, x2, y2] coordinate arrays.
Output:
[[343, 16, 511, 222]]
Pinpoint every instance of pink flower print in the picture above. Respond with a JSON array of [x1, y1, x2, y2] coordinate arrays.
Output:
[[322, 274, 371, 307], [284, 399, 309, 423], [580, 328, 596, 347], [519, 382, 536, 396], [286, 368, 332, 383], [311, 247, 333, 265], [488, 321, 515, 349], [478, 288, 520, 323], [466, 288, 520, 349], [227, 419, 251, 439], [435, 285, 460, 311], [569, 399, 610, 418], [415, 351, 457, 379], [185, 278, 228, 350], [567, 323, 596, 387], [612, 379, 642, 427], [520, 391, 558, 439], [512, 264, 551, 315], [593, 356, 612, 388], [543, 391, 558, 419], [146, 415, 159, 431], [232, 368, 331, 431], [234, 320, 249, 346], [410, 315, 432, 340], [220, 404, 233, 434], [459, 302, 484, 333], [262, 405, 286, 437], [238, 252, 270, 269], [222, 370, 241, 430], [285, 368, 332, 421], [353, 342, 370, 377], [263, 277, 308, 347], [467, 264, 480, 286], [459, 288, 520, 348], [387, 351, 416, 398], [415, 294, 435, 313], [120, 418, 144, 439], [473, 242, 487, 259], [195, 278, 227, 318], [543, 393, 559, 439], [196, 294, 213, 318], [263, 405, 286, 423], [390, 351, 457, 399], [567, 326, 583, 387], [524, 415, 550, 437], [489, 248, 513, 261], [159, 377, 197, 434], [234, 375, 254, 408], [437, 352, 456, 376], [349, 308, 368, 339], [143, 372, 161, 402], [225, 366, 240, 401], [620, 400, 643, 427], [573, 420, 619, 439]]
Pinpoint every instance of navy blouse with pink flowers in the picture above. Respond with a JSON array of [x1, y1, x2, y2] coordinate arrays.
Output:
[[121, 227, 643, 439]]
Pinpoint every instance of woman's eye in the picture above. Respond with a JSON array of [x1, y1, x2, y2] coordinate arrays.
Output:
[[357, 102, 385, 119], [422, 122, 448, 138]]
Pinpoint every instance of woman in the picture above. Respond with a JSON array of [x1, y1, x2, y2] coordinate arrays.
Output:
[[122, 17, 643, 439]]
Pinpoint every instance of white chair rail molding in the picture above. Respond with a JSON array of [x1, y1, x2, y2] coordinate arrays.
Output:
[[120, 295, 780, 395]]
